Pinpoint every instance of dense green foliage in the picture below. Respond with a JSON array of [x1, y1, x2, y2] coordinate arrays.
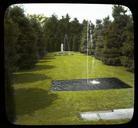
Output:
[[4, 5, 134, 123], [80, 20, 94, 54], [80, 20, 88, 53], [4, 6, 47, 121], [5, 6, 46, 70], [90, 5, 134, 72], [4, 10, 19, 122], [5, 5, 134, 72], [93, 19, 104, 59], [43, 14, 82, 52]]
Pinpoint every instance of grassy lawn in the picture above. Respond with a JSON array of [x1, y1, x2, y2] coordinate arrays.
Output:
[[12, 52, 134, 125]]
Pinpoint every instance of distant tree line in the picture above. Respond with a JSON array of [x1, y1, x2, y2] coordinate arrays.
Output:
[[5, 5, 134, 74], [43, 14, 82, 52]]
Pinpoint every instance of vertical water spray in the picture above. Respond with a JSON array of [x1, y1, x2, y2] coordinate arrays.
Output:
[[90, 21, 95, 77], [87, 21, 100, 85], [86, 21, 89, 84]]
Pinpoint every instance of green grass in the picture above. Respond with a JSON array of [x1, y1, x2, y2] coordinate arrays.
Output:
[[12, 52, 134, 125]]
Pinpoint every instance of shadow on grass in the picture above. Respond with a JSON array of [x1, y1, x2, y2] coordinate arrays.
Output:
[[18, 64, 55, 73], [38, 55, 56, 63], [5, 84, 16, 123], [39, 60, 52, 63], [42, 56, 55, 60], [12, 88, 58, 117], [34, 64, 55, 71], [13, 73, 50, 84]]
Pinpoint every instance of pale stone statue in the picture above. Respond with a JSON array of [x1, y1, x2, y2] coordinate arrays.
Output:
[[61, 43, 64, 53]]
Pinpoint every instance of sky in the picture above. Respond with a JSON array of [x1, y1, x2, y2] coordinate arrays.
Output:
[[14, 3, 131, 24]]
